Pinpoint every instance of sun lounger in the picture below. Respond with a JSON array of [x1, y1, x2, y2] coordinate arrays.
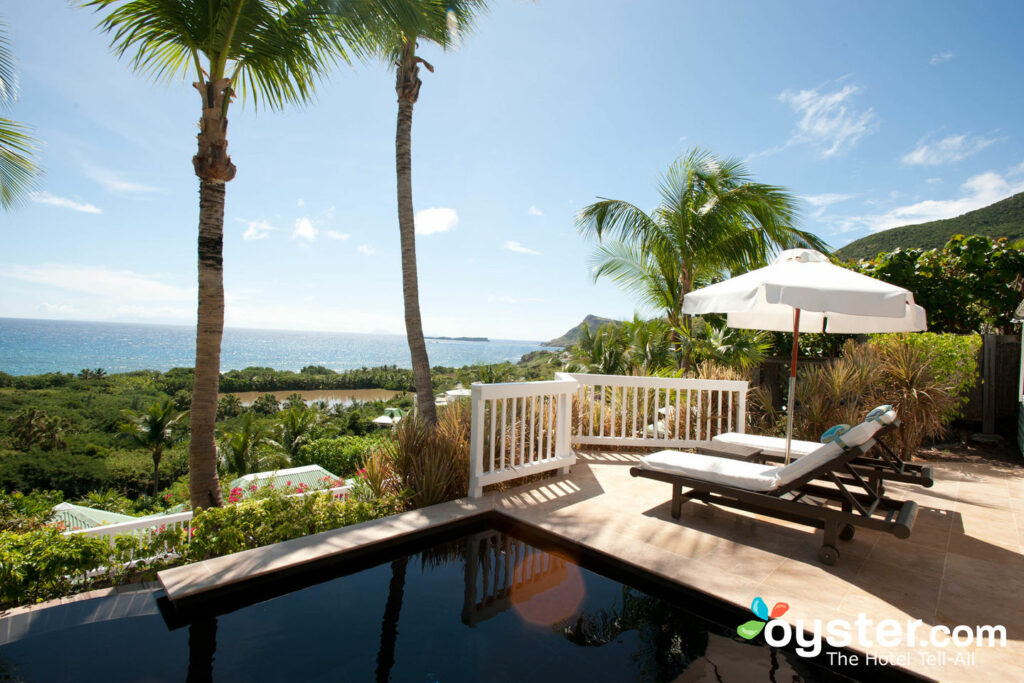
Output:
[[629, 420, 919, 565], [711, 407, 934, 490]]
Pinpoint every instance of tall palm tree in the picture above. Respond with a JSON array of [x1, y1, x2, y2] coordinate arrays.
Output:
[[82, 0, 383, 509], [119, 397, 186, 496], [0, 18, 41, 210], [377, 0, 487, 426], [577, 148, 827, 364]]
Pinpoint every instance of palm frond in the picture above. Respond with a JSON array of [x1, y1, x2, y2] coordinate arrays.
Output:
[[0, 118, 41, 210]]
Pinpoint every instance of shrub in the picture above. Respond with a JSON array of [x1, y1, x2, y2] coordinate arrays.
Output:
[[185, 489, 402, 559], [0, 489, 63, 532], [295, 434, 390, 478], [384, 400, 471, 509], [251, 393, 280, 416], [0, 450, 112, 498], [0, 527, 110, 607], [788, 335, 975, 458]]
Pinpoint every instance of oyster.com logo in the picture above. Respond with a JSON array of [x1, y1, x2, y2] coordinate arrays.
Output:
[[737, 596, 789, 640]]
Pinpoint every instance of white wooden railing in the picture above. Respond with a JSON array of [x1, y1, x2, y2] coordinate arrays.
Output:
[[468, 373, 748, 497], [64, 484, 352, 546], [557, 372, 748, 450], [468, 379, 576, 498]]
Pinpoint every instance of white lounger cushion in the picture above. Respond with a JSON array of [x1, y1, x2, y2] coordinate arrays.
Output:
[[641, 450, 783, 491], [711, 432, 820, 458], [712, 409, 897, 458], [640, 419, 883, 492]]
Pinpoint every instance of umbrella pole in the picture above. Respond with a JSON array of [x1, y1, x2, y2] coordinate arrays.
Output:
[[784, 308, 801, 464]]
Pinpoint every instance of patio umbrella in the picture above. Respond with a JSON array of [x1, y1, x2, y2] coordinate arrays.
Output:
[[681, 249, 927, 462]]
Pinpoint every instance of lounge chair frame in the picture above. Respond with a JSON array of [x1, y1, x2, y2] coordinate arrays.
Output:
[[630, 438, 919, 565], [726, 420, 934, 492]]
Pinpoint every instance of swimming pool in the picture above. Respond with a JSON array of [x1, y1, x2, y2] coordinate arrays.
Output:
[[0, 519, 919, 682]]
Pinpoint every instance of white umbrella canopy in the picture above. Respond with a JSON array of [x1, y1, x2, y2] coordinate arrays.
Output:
[[682, 249, 927, 460]]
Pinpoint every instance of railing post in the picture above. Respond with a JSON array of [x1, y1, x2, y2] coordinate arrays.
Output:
[[556, 387, 571, 474], [738, 386, 747, 434], [469, 384, 485, 498]]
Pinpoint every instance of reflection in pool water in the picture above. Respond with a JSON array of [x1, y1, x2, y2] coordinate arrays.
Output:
[[0, 528, 868, 682]]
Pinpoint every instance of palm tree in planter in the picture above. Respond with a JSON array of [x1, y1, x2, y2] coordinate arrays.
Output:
[[375, 0, 488, 426], [577, 148, 827, 365], [82, 0, 381, 509], [119, 397, 186, 496]]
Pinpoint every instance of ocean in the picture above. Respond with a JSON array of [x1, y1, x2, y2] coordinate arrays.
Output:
[[0, 318, 550, 376]]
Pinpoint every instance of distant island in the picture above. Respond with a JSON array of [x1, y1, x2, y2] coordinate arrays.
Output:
[[425, 336, 489, 342], [542, 314, 618, 347], [835, 191, 1024, 261]]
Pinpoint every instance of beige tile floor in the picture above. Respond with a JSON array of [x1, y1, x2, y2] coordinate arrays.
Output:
[[492, 451, 1024, 683]]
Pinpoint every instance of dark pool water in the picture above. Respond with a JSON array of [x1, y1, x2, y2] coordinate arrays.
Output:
[[0, 527, 884, 682]]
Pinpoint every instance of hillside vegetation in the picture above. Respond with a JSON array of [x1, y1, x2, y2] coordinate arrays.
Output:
[[836, 191, 1024, 261], [542, 314, 618, 347]]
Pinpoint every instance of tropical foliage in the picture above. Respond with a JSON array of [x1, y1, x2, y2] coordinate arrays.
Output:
[[577, 148, 826, 359], [7, 408, 69, 451], [218, 412, 284, 476], [850, 235, 1024, 334], [749, 334, 981, 457], [0, 18, 40, 210], [118, 397, 186, 495]]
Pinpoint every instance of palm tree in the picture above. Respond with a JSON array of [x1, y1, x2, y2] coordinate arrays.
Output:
[[276, 404, 321, 458], [377, 0, 488, 426], [218, 412, 283, 476], [119, 397, 186, 496], [82, 0, 382, 509], [0, 18, 41, 210], [577, 148, 826, 364]]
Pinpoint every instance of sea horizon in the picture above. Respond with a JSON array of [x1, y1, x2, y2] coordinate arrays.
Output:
[[0, 317, 550, 376]]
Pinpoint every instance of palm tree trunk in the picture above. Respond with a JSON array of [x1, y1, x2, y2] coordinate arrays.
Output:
[[395, 46, 437, 426], [152, 451, 161, 497], [375, 556, 408, 682], [188, 78, 236, 510]]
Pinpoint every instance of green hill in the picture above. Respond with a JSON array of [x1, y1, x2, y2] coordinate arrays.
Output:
[[542, 314, 618, 347], [835, 191, 1024, 261]]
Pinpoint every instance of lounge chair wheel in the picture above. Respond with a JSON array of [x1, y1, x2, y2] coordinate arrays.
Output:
[[839, 524, 856, 541], [818, 545, 840, 566]]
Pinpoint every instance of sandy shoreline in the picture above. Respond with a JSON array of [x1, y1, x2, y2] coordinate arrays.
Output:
[[224, 388, 404, 407]]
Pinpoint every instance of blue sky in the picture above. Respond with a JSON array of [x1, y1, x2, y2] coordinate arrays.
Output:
[[2, 0, 1023, 340]]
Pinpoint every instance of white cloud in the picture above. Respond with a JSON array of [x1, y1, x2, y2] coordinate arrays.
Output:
[[415, 207, 458, 235], [930, 51, 954, 65], [83, 166, 158, 195], [29, 191, 102, 214], [528, 206, 544, 217], [242, 219, 276, 240], [502, 240, 541, 255], [357, 245, 375, 255], [326, 230, 350, 240], [901, 133, 998, 166], [291, 217, 317, 243], [777, 81, 878, 157], [800, 193, 854, 217], [41, 302, 78, 314], [488, 295, 543, 304], [828, 167, 1024, 234], [2, 264, 195, 302]]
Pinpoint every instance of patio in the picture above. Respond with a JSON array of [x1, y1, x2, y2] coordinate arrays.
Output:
[[493, 450, 1024, 682]]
